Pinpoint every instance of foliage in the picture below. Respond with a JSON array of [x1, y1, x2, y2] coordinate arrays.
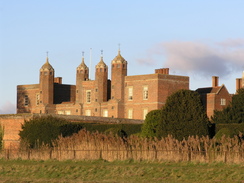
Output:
[[212, 88, 244, 124], [104, 128, 127, 138], [215, 123, 244, 135], [156, 89, 209, 140], [19, 116, 142, 148], [214, 128, 236, 140], [78, 123, 142, 136], [141, 110, 162, 138], [19, 116, 82, 148]]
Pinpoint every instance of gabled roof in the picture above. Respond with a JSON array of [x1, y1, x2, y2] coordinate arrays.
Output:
[[196, 84, 227, 95]]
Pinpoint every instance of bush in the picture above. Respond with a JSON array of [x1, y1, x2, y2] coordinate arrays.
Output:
[[141, 110, 162, 138], [214, 128, 236, 140], [19, 116, 83, 148], [104, 128, 127, 138], [156, 89, 209, 140]]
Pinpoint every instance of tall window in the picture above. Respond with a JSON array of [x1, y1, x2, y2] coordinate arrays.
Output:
[[86, 90, 91, 103], [221, 98, 226, 106], [128, 109, 133, 119], [143, 86, 148, 100], [143, 108, 148, 120], [24, 95, 29, 106], [36, 93, 40, 106], [128, 87, 133, 101]]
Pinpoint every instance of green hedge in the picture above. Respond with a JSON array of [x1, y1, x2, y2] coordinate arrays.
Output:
[[19, 116, 142, 148], [77, 123, 142, 136], [215, 123, 244, 136]]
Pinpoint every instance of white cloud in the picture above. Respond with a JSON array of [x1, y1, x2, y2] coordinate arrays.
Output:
[[137, 39, 244, 78], [0, 101, 16, 114]]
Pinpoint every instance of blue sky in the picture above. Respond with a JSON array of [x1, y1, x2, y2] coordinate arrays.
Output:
[[1, 0, 244, 114]]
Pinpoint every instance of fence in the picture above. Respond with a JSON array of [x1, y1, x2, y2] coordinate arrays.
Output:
[[1, 148, 243, 164]]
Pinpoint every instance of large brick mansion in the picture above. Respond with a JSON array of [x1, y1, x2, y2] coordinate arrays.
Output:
[[17, 50, 190, 120]]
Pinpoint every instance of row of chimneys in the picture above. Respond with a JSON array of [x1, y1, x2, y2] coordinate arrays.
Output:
[[211, 75, 243, 92]]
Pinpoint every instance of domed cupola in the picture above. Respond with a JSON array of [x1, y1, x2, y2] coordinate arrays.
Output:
[[96, 51, 108, 69], [77, 55, 88, 71], [112, 49, 127, 64], [40, 57, 54, 71]]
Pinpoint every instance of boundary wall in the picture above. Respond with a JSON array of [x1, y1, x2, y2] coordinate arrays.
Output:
[[0, 114, 143, 149]]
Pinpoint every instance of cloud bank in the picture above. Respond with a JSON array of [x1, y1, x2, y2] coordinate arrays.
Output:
[[137, 39, 244, 78], [0, 101, 16, 114]]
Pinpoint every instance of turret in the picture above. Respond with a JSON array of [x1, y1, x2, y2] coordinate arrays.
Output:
[[76, 52, 89, 103], [111, 49, 127, 101], [95, 51, 108, 102], [39, 56, 54, 105]]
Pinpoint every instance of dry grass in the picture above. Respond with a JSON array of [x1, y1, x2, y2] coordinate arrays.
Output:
[[1, 130, 244, 164]]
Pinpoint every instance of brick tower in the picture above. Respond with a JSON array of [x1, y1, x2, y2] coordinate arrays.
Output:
[[39, 56, 54, 106], [111, 49, 127, 101], [95, 52, 108, 102], [76, 53, 89, 103]]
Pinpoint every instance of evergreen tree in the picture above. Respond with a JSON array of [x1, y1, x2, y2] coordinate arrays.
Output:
[[141, 110, 162, 138], [156, 89, 209, 140]]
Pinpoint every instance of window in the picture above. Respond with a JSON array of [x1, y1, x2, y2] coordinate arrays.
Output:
[[143, 86, 148, 100], [36, 93, 40, 106], [65, 111, 71, 115], [143, 108, 148, 120], [103, 109, 108, 117], [24, 95, 29, 106], [85, 110, 91, 116], [86, 90, 91, 103], [58, 111, 64, 115], [221, 98, 226, 106], [128, 109, 133, 119], [128, 87, 133, 101]]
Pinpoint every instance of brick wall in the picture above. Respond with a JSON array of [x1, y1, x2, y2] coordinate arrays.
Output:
[[0, 114, 143, 149]]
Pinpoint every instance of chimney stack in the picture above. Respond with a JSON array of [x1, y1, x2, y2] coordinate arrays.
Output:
[[155, 68, 169, 75], [212, 76, 219, 87], [236, 78, 242, 92]]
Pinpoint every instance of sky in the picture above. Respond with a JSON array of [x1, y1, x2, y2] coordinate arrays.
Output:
[[1, 0, 244, 114]]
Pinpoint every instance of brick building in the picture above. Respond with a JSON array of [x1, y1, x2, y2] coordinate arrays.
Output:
[[17, 50, 189, 120], [196, 76, 232, 118]]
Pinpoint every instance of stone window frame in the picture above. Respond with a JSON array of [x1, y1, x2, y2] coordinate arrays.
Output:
[[143, 85, 148, 100], [143, 108, 148, 120], [86, 90, 91, 103], [36, 93, 40, 106], [220, 98, 226, 106], [128, 87, 133, 101], [128, 109, 133, 119], [24, 95, 29, 106]]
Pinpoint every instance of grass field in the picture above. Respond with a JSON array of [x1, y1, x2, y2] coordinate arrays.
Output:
[[0, 159, 243, 183]]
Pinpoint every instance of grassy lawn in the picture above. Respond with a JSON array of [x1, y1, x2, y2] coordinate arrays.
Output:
[[0, 159, 243, 183]]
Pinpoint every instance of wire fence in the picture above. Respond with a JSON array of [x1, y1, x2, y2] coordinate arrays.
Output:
[[1, 148, 243, 164]]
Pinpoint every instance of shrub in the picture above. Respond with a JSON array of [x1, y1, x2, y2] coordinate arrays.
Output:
[[214, 128, 236, 140], [104, 128, 127, 138], [141, 110, 162, 138], [19, 116, 78, 148]]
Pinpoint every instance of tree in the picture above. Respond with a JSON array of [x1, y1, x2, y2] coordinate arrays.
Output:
[[212, 88, 244, 124], [141, 110, 162, 138], [156, 89, 209, 140]]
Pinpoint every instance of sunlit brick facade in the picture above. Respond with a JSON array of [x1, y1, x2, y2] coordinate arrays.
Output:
[[17, 50, 189, 120]]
